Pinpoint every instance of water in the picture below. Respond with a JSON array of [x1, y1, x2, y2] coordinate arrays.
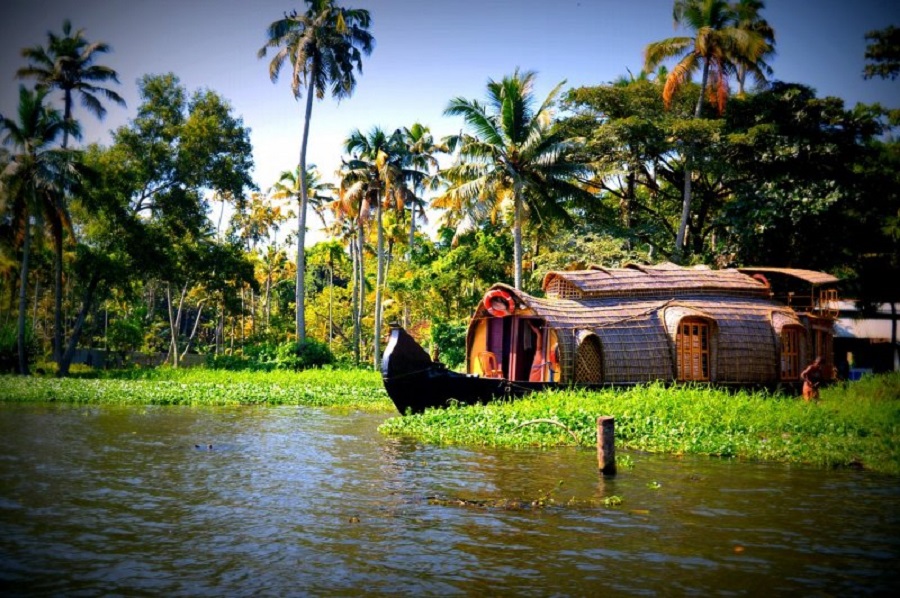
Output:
[[0, 403, 898, 596]]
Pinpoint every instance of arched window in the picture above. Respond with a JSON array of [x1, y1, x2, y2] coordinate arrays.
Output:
[[575, 333, 603, 383], [676, 318, 710, 381]]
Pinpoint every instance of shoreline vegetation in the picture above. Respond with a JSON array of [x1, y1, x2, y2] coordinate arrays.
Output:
[[1, 369, 898, 475]]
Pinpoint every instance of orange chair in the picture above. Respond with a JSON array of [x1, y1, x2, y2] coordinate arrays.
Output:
[[478, 351, 503, 378]]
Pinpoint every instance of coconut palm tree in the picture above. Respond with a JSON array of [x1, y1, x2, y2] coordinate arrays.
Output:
[[341, 127, 412, 368], [731, 0, 775, 95], [1, 86, 73, 374], [644, 0, 769, 261], [258, 0, 373, 343], [400, 123, 446, 254], [271, 164, 335, 235], [436, 68, 592, 290], [330, 167, 370, 365], [17, 19, 125, 363]]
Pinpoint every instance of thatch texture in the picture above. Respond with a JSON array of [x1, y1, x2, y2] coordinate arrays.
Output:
[[544, 263, 770, 301], [470, 262, 819, 385]]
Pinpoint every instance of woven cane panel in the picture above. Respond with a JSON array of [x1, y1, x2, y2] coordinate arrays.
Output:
[[574, 335, 603, 383], [546, 277, 583, 300]]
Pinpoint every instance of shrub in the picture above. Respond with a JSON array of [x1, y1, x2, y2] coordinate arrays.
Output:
[[206, 339, 335, 371], [0, 323, 37, 374], [431, 319, 466, 369], [276, 338, 335, 370]]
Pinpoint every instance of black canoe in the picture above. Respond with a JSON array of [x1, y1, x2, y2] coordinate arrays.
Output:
[[381, 326, 552, 415]]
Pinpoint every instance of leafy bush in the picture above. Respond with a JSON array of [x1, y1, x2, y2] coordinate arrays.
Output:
[[0, 323, 36, 374], [276, 338, 335, 370], [431, 319, 467, 369], [206, 338, 335, 371]]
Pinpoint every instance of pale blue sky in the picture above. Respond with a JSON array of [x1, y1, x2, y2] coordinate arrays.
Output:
[[2, 0, 898, 206]]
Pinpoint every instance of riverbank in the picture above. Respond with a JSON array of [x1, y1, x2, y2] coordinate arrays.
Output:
[[380, 373, 900, 475], [0, 368, 392, 411], [1, 369, 898, 474]]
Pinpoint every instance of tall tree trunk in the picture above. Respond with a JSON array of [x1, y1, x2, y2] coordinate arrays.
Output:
[[265, 264, 272, 331], [408, 203, 416, 257], [16, 212, 33, 375], [350, 232, 360, 366], [31, 278, 40, 334], [513, 186, 523, 289], [58, 270, 101, 377], [165, 282, 188, 369], [180, 300, 206, 362], [374, 198, 384, 369], [357, 222, 366, 364], [295, 76, 316, 343], [328, 262, 333, 350], [623, 170, 635, 250], [674, 60, 711, 264], [54, 91, 74, 367], [52, 219, 63, 363]]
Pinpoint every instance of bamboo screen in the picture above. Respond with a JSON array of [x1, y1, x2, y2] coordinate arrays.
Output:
[[574, 333, 603, 383], [545, 276, 583, 299]]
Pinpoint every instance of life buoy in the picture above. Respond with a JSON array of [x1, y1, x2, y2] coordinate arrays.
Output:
[[483, 289, 515, 317]]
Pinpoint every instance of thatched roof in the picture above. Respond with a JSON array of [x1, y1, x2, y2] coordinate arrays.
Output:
[[737, 267, 839, 287], [542, 262, 769, 300]]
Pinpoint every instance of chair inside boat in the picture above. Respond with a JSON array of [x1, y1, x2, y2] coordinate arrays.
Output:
[[478, 352, 503, 378]]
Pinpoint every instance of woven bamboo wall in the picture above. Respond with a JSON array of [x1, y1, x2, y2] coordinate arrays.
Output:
[[516, 292, 804, 385]]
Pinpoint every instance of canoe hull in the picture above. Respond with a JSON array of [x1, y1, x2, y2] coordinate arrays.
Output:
[[381, 326, 549, 414]]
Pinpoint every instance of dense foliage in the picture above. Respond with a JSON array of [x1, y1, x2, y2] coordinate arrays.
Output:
[[1, 1, 898, 375]]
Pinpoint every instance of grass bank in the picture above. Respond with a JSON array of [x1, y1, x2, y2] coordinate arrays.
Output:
[[0, 368, 392, 411], [380, 373, 900, 475]]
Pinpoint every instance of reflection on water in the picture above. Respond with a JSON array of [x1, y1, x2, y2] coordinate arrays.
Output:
[[0, 403, 897, 596]]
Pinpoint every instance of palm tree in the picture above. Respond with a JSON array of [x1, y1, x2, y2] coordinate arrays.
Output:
[[17, 19, 125, 363], [258, 0, 373, 343], [271, 164, 335, 235], [436, 69, 592, 289], [330, 168, 370, 366], [732, 0, 775, 95], [644, 0, 769, 262], [341, 127, 412, 368], [1, 86, 72, 374], [400, 123, 446, 254]]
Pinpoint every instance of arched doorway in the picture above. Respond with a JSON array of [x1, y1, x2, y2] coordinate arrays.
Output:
[[575, 332, 603, 383]]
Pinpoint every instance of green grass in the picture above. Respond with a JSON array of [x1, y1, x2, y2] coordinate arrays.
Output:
[[0, 367, 392, 411], [379, 373, 900, 475]]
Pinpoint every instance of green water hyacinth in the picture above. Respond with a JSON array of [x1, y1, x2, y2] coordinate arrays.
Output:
[[0, 369, 392, 410], [380, 375, 900, 475]]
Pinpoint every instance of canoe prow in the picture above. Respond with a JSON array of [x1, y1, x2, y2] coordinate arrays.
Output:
[[381, 325, 547, 415]]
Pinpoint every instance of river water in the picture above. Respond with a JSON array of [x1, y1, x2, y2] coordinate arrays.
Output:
[[0, 403, 897, 596]]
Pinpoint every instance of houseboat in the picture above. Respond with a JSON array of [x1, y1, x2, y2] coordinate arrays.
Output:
[[382, 262, 839, 414]]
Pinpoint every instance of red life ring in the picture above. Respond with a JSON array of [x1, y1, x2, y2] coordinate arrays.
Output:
[[483, 289, 515, 317]]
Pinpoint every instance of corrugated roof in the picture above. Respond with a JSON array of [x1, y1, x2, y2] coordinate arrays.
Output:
[[542, 262, 769, 298], [737, 267, 840, 286]]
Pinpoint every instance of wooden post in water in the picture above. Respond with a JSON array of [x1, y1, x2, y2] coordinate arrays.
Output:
[[597, 416, 616, 476]]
